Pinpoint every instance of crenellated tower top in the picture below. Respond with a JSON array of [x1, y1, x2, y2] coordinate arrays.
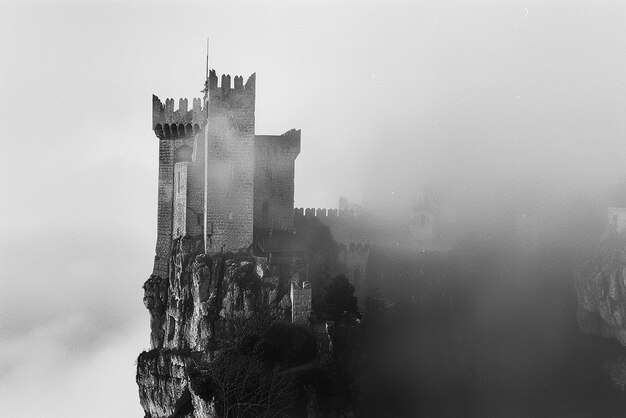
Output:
[[152, 95, 207, 139], [152, 70, 256, 140], [207, 69, 256, 94]]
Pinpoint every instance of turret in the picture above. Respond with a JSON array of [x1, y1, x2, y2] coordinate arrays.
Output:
[[152, 95, 207, 139]]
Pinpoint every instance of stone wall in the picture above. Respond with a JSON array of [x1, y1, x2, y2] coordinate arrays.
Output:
[[153, 139, 176, 278], [290, 281, 312, 325], [294, 207, 412, 249]]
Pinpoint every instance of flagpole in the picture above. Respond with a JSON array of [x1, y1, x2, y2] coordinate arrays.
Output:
[[203, 37, 210, 253]]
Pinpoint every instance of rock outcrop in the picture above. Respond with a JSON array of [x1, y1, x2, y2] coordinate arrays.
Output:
[[137, 236, 295, 418], [574, 226, 626, 345]]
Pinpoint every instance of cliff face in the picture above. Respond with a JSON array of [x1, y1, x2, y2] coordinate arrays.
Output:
[[574, 228, 626, 345], [137, 236, 293, 418]]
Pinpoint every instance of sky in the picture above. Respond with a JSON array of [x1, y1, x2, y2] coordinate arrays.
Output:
[[2, 0, 626, 416]]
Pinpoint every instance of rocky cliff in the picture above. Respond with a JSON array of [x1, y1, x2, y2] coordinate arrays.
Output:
[[137, 236, 297, 418], [574, 226, 626, 345]]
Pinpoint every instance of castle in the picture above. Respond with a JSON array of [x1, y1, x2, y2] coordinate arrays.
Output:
[[139, 58, 444, 418], [150, 65, 442, 290], [150, 70, 301, 279]]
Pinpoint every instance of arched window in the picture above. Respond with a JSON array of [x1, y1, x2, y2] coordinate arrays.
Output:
[[154, 124, 164, 138]]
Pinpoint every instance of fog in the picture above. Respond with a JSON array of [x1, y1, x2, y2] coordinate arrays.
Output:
[[2, 0, 626, 416]]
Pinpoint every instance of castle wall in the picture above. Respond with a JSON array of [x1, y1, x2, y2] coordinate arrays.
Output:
[[294, 208, 406, 247], [254, 130, 301, 231], [205, 71, 256, 253]]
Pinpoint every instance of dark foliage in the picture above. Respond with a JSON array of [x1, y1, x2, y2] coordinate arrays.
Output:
[[259, 322, 318, 366], [323, 274, 360, 324], [294, 217, 340, 317], [189, 322, 319, 417], [195, 351, 297, 418]]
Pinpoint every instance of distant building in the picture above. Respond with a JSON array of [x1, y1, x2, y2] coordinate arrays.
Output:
[[295, 191, 447, 252]]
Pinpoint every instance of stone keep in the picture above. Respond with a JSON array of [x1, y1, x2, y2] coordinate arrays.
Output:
[[151, 69, 301, 276]]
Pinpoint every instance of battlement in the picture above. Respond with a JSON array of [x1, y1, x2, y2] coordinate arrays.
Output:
[[207, 69, 255, 95], [152, 95, 207, 139], [294, 207, 359, 220], [152, 70, 255, 140]]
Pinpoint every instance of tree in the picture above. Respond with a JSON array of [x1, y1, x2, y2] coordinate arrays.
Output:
[[193, 351, 297, 418], [324, 274, 360, 324], [362, 287, 387, 334], [190, 322, 318, 417]]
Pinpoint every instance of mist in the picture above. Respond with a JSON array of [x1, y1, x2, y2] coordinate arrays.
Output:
[[3, 0, 626, 416]]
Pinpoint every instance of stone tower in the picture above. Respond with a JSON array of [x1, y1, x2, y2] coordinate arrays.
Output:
[[254, 129, 301, 232], [151, 96, 207, 277], [204, 70, 256, 253], [150, 70, 256, 277]]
